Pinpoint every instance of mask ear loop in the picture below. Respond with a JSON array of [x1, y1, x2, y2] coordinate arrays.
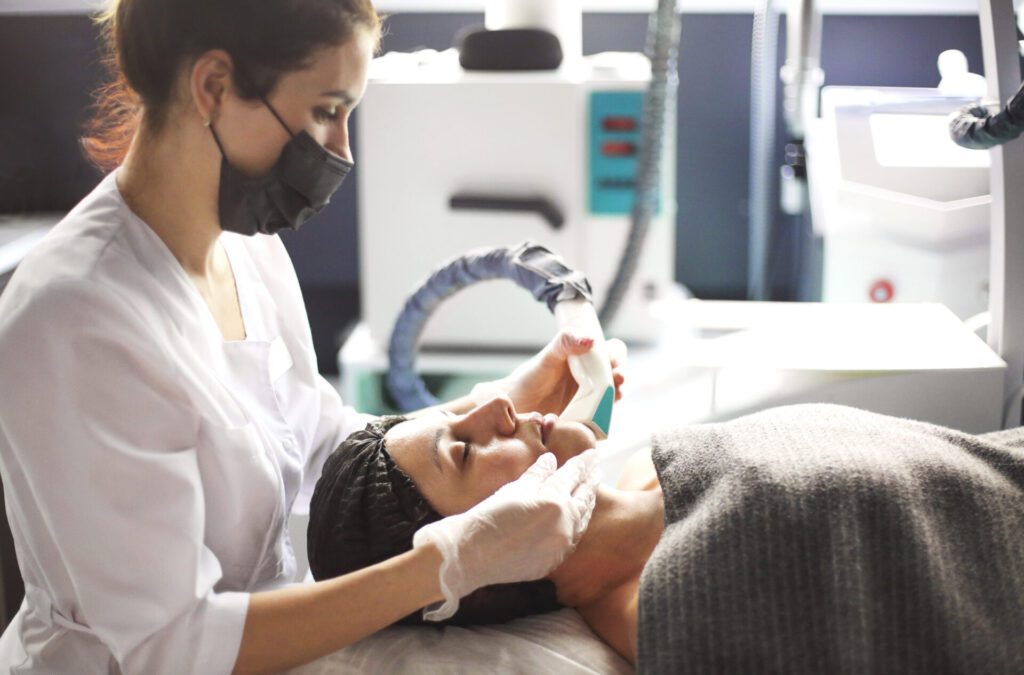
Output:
[[258, 93, 351, 168], [206, 119, 230, 158], [259, 94, 297, 139]]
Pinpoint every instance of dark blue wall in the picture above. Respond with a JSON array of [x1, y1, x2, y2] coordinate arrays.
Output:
[[0, 11, 986, 369]]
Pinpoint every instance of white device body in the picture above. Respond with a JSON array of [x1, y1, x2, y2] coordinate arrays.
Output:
[[554, 298, 615, 438], [356, 49, 676, 350], [806, 86, 991, 319]]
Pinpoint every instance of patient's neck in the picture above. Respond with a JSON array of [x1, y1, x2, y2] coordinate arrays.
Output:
[[547, 485, 664, 608]]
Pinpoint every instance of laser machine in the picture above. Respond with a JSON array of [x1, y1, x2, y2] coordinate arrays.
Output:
[[341, 0, 1014, 463], [342, 0, 679, 414]]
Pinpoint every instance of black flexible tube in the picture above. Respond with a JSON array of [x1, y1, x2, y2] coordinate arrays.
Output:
[[949, 78, 1024, 150], [598, 0, 680, 326]]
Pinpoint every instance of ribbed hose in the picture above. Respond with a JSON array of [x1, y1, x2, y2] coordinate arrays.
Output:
[[385, 4, 681, 409], [949, 78, 1024, 150], [598, 0, 680, 326], [747, 0, 780, 301], [386, 242, 593, 412]]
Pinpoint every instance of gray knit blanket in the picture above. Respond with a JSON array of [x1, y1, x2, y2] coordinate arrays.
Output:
[[637, 404, 1024, 674]]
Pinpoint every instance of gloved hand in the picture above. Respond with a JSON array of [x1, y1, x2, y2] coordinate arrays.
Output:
[[412, 450, 600, 621], [470, 330, 627, 416]]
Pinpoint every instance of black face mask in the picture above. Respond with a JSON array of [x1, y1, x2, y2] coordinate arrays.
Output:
[[208, 96, 353, 236]]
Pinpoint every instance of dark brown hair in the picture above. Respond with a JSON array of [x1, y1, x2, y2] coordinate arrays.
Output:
[[81, 0, 382, 171]]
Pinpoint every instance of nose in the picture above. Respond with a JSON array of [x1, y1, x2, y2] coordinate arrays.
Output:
[[458, 396, 517, 439], [325, 122, 353, 163]]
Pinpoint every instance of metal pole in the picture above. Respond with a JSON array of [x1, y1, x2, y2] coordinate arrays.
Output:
[[980, 0, 1024, 427], [748, 0, 780, 301], [781, 0, 822, 140]]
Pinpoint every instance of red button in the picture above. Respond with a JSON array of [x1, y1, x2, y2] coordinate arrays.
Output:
[[868, 279, 894, 303], [602, 116, 638, 132], [601, 141, 636, 156]]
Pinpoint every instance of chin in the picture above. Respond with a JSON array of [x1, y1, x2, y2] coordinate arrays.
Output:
[[547, 421, 597, 465]]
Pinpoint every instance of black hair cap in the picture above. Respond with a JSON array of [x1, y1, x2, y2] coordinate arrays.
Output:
[[307, 421, 440, 582]]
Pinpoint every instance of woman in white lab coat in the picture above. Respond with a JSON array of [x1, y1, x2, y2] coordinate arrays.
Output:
[[0, 1, 618, 672]]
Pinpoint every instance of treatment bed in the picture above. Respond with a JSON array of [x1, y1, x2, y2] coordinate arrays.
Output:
[[288, 608, 631, 674]]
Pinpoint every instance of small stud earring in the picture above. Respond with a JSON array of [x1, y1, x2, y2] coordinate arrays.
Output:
[[203, 118, 211, 128]]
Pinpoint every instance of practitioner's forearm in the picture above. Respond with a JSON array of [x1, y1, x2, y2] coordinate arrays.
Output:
[[231, 544, 443, 675]]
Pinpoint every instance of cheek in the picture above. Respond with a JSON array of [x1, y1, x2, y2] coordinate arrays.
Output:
[[469, 446, 538, 504], [547, 424, 596, 465], [307, 121, 334, 149], [219, 109, 285, 175], [227, 133, 285, 177]]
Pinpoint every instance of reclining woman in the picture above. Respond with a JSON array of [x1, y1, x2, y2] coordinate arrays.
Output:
[[308, 397, 1024, 673]]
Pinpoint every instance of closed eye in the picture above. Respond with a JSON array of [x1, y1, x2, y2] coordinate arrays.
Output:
[[313, 106, 342, 123]]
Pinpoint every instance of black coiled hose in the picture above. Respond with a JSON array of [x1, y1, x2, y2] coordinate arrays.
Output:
[[950, 79, 1024, 150], [598, 0, 681, 326]]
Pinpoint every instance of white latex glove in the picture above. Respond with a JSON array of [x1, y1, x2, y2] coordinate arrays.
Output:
[[412, 450, 600, 621], [469, 330, 627, 416]]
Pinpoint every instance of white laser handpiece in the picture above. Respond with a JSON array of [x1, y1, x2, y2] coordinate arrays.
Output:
[[554, 298, 615, 439]]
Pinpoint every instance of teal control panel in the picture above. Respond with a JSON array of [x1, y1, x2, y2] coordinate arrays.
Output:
[[589, 91, 659, 215]]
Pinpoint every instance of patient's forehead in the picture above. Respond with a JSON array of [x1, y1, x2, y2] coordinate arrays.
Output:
[[383, 411, 468, 514], [383, 413, 446, 480], [384, 412, 443, 450]]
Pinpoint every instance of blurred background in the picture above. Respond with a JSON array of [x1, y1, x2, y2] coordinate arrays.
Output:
[[0, 0, 992, 373]]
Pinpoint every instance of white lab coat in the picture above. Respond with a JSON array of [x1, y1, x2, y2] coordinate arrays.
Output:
[[0, 171, 368, 673]]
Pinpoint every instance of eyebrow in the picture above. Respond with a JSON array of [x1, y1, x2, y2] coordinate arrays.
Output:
[[430, 428, 443, 473], [320, 89, 357, 105]]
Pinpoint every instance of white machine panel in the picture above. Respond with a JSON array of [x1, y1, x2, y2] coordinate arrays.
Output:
[[807, 86, 991, 319], [357, 50, 676, 349]]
